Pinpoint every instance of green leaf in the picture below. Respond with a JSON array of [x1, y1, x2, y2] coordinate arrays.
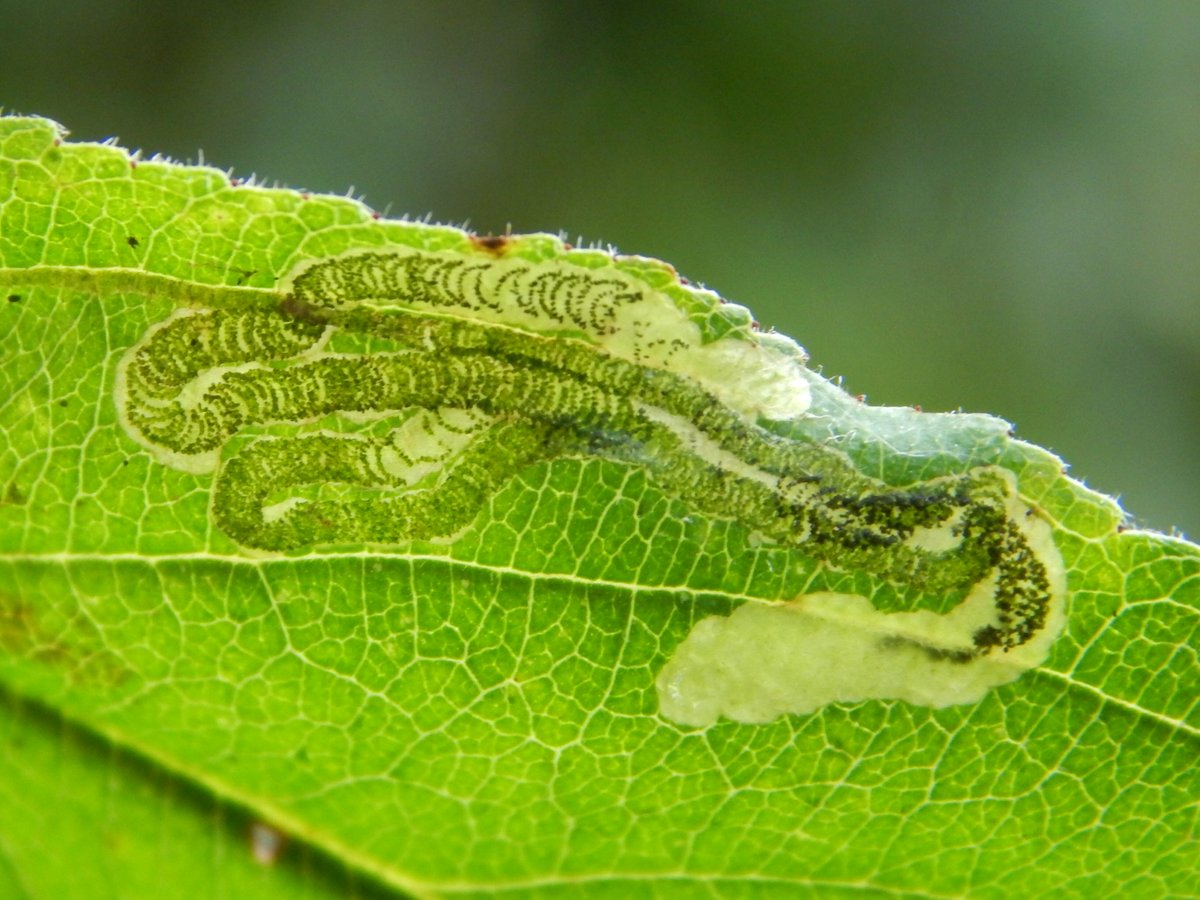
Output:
[[1, 114, 1196, 898]]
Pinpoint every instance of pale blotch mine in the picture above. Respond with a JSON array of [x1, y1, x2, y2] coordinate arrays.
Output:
[[656, 476, 1066, 726]]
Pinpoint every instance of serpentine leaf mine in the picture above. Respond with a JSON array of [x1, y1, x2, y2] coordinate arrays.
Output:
[[106, 241, 1067, 725]]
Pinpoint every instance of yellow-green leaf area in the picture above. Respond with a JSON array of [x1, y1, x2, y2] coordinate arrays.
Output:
[[0, 115, 1196, 899]]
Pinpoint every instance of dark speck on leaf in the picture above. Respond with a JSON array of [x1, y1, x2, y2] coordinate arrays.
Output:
[[127, 236, 140, 249], [6, 294, 20, 303], [57, 399, 68, 408]]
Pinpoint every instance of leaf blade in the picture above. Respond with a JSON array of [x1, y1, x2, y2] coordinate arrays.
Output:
[[1, 114, 1196, 898]]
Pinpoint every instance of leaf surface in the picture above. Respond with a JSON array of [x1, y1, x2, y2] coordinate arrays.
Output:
[[0, 116, 1196, 898]]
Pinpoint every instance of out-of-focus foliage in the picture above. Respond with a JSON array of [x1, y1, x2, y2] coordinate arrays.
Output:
[[1, 0, 1196, 535]]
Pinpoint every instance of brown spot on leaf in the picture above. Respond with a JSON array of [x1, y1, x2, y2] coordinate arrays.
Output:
[[0, 592, 129, 689], [471, 234, 512, 256], [279, 295, 331, 326]]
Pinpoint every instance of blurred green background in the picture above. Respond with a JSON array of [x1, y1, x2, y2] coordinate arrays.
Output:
[[2, 0, 1196, 536]]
